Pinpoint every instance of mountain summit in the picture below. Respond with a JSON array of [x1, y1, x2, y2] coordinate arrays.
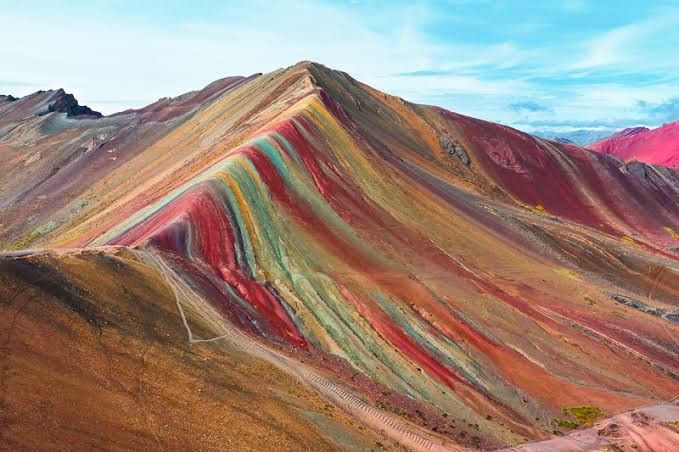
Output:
[[591, 121, 679, 168], [1, 61, 678, 450]]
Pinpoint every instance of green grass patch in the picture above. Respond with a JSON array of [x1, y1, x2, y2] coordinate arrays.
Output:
[[552, 418, 579, 429], [562, 406, 605, 426]]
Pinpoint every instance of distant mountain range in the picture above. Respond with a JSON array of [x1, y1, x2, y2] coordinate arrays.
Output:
[[532, 129, 616, 146]]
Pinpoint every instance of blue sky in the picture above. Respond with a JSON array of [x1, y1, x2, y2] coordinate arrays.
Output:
[[1, 0, 678, 132]]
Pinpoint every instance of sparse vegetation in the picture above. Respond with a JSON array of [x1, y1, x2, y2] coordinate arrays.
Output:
[[662, 420, 679, 433], [621, 235, 635, 245], [552, 418, 579, 429], [472, 436, 481, 447], [553, 267, 580, 280], [562, 406, 605, 426], [664, 226, 679, 239]]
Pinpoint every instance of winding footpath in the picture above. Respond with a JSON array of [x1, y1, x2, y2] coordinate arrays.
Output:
[[138, 248, 462, 452]]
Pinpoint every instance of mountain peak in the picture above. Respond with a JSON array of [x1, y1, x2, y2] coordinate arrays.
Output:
[[609, 126, 650, 140], [291, 60, 327, 71], [0, 94, 18, 102], [591, 121, 678, 167], [46, 89, 102, 118], [285, 60, 354, 86], [0, 88, 102, 120], [2, 61, 679, 451]]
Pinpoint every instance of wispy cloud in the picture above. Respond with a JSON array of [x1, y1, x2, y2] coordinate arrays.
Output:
[[512, 117, 653, 131], [571, 24, 643, 70], [0, 0, 677, 131], [571, 10, 679, 71], [508, 101, 550, 112], [392, 69, 455, 77], [0, 80, 42, 87], [562, 0, 586, 11], [637, 97, 679, 123]]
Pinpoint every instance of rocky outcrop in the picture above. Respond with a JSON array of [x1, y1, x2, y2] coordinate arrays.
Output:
[[46, 89, 102, 118], [441, 136, 471, 165], [610, 294, 679, 324]]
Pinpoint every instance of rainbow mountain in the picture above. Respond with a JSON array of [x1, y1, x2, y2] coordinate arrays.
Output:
[[591, 121, 679, 169], [1, 62, 678, 450]]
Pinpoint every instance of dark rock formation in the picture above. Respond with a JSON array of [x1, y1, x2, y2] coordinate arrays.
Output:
[[441, 136, 470, 165], [46, 89, 102, 118], [610, 294, 678, 324], [624, 161, 651, 179]]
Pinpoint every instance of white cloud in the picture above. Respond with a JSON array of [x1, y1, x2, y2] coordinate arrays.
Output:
[[0, 0, 529, 115], [562, 0, 586, 12], [572, 25, 639, 69], [0, 0, 677, 133], [571, 10, 679, 71]]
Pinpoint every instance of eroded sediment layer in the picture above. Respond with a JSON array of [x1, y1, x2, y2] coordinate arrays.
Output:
[[1, 62, 678, 450]]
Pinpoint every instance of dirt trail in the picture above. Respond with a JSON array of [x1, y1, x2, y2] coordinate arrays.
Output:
[[504, 401, 679, 451], [139, 248, 463, 452]]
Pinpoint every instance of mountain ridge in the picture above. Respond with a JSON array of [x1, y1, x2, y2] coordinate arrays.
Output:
[[591, 120, 679, 168], [0, 88, 102, 121], [1, 61, 678, 450]]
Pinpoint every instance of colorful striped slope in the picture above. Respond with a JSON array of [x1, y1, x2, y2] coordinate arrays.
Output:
[[1, 62, 678, 450]]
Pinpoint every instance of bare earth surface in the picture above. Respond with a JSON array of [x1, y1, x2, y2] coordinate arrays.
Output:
[[1, 62, 678, 450]]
